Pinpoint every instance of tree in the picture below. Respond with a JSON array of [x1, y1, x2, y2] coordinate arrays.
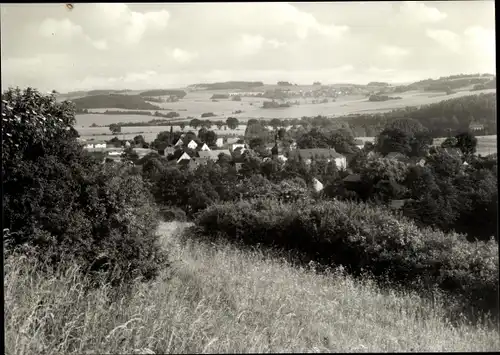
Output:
[[455, 131, 478, 156], [326, 129, 356, 154], [277, 127, 287, 140], [375, 128, 412, 156], [296, 128, 329, 149], [270, 118, 282, 131], [441, 136, 458, 148], [133, 135, 146, 148], [202, 120, 213, 129], [232, 95, 242, 101], [179, 122, 186, 131], [121, 147, 139, 164], [215, 120, 224, 130], [226, 117, 239, 130], [109, 123, 121, 134], [190, 118, 202, 129], [3, 87, 166, 285], [385, 118, 427, 136], [409, 131, 433, 157]]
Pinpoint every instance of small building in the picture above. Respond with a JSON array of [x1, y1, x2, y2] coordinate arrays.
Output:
[[386, 152, 407, 161], [354, 139, 365, 149], [200, 143, 211, 151], [312, 178, 324, 192], [199, 150, 231, 162], [469, 122, 485, 131], [187, 140, 198, 150], [234, 162, 243, 172], [232, 143, 246, 153], [226, 137, 240, 145], [288, 149, 347, 170], [94, 143, 106, 149], [216, 138, 224, 148], [433, 147, 464, 158], [277, 154, 288, 162], [176, 152, 191, 164]]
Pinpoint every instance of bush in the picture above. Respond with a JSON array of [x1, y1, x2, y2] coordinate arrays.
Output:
[[2, 88, 167, 286], [195, 199, 499, 315]]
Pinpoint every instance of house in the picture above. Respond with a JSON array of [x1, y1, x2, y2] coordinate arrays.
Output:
[[386, 152, 407, 161], [160, 147, 176, 156], [176, 152, 191, 164], [125, 141, 131, 148], [174, 139, 184, 147], [343, 174, 362, 183], [354, 139, 364, 149], [277, 154, 288, 162], [132, 148, 156, 159], [232, 143, 246, 153], [187, 140, 198, 150], [469, 122, 485, 131], [312, 178, 324, 192], [84, 144, 94, 149], [108, 151, 121, 156], [409, 157, 426, 167], [94, 143, 106, 149], [289, 142, 298, 150], [198, 150, 231, 162], [432, 147, 463, 158], [288, 149, 347, 169], [226, 137, 240, 145], [216, 138, 224, 147], [234, 162, 243, 172], [200, 143, 211, 151]]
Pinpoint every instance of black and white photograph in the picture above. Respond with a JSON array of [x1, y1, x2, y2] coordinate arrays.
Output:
[[2, 2, 498, 353]]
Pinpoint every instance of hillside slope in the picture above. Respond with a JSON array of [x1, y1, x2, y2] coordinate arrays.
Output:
[[71, 94, 161, 110], [5, 221, 498, 354]]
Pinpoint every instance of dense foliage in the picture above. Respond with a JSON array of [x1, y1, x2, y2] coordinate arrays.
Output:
[[195, 198, 499, 316], [2, 88, 167, 285]]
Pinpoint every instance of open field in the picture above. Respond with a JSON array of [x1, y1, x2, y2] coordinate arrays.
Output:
[[77, 124, 246, 142], [357, 135, 497, 157], [74, 88, 495, 127], [5, 221, 499, 354]]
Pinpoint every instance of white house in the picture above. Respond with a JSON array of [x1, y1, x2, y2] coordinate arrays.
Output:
[[176, 152, 191, 164], [125, 141, 131, 148], [94, 143, 106, 149], [108, 151, 121, 156], [215, 138, 224, 147], [312, 178, 324, 192], [277, 155, 288, 162], [232, 143, 246, 153], [334, 156, 347, 170], [187, 140, 198, 150], [174, 139, 184, 147], [200, 143, 211, 151], [84, 144, 94, 149]]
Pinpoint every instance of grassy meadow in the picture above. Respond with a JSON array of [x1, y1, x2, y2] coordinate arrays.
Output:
[[5, 221, 499, 354]]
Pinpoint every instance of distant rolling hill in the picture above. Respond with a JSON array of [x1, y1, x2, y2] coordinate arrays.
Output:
[[70, 94, 162, 110]]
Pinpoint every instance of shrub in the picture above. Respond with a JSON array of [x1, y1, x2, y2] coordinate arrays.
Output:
[[2, 88, 167, 286], [195, 199, 499, 315]]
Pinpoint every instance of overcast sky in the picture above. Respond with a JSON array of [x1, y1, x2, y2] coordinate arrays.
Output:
[[1, 2, 495, 92]]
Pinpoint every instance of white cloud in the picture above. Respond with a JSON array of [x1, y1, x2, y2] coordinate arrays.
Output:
[[400, 2, 447, 23], [426, 29, 461, 53], [267, 39, 287, 49], [171, 48, 198, 64], [236, 34, 266, 56], [464, 26, 495, 56], [378, 45, 411, 58], [39, 18, 84, 39], [88, 4, 170, 46]]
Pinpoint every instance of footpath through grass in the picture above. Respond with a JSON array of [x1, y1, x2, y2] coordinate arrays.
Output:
[[5, 222, 500, 354]]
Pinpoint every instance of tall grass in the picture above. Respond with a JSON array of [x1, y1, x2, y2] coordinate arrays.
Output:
[[5, 222, 499, 354]]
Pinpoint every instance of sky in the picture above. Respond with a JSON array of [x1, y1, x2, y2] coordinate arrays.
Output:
[[1, 2, 496, 93]]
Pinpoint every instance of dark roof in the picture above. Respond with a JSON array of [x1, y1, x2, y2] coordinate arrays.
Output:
[[354, 139, 364, 145], [289, 149, 345, 160], [433, 147, 463, 157], [389, 199, 406, 210], [343, 174, 362, 183], [199, 150, 231, 160], [386, 152, 407, 160]]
